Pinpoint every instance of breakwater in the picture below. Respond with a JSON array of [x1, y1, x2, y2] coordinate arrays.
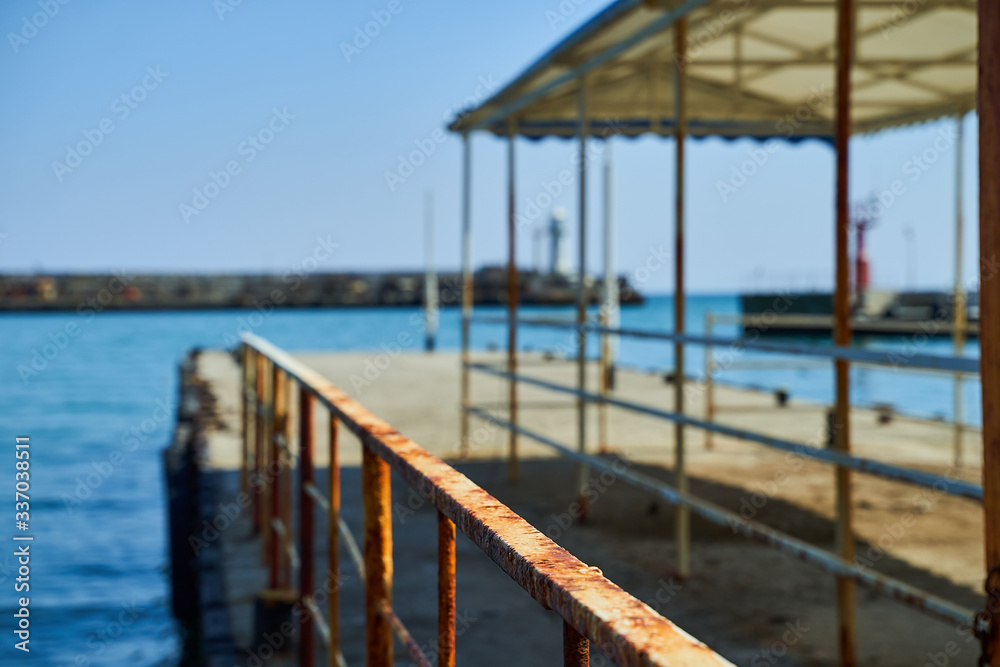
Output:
[[0, 269, 642, 311]]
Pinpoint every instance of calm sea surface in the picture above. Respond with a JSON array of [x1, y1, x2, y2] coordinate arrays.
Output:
[[0, 295, 979, 664]]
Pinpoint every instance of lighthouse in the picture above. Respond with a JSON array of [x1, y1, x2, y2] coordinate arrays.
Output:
[[548, 206, 569, 275]]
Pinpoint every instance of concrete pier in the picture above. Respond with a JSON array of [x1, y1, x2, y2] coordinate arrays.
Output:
[[173, 348, 984, 665]]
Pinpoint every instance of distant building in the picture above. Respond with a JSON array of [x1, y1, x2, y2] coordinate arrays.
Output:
[[548, 207, 569, 276]]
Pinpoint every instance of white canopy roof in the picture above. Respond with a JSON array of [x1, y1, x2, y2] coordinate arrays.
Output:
[[449, 0, 976, 140]]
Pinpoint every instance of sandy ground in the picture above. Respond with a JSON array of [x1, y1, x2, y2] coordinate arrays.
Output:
[[196, 348, 986, 666]]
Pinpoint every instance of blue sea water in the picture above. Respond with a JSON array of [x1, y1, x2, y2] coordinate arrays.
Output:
[[0, 296, 979, 665]]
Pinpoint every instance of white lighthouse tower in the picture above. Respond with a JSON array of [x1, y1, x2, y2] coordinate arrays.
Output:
[[548, 206, 569, 275]]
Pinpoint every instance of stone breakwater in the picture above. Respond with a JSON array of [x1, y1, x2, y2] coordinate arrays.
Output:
[[0, 269, 643, 311]]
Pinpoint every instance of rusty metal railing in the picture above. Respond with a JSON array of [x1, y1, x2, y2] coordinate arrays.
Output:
[[462, 315, 982, 637], [240, 333, 734, 667]]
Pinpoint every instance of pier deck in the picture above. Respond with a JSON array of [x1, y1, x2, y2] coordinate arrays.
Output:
[[192, 348, 983, 665]]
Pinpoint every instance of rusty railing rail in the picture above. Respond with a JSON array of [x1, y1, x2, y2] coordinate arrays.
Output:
[[466, 405, 976, 628], [472, 315, 980, 374], [462, 316, 982, 638], [466, 362, 982, 502], [240, 333, 734, 667]]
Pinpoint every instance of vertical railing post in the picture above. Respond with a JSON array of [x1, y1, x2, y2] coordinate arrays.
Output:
[[261, 359, 274, 562], [952, 112, 967, 469], [241, 345, 250, 495], [329, 416, 341, 667], [507, 120, 520, 484], [424, 190, 439, 352], [282, 377, 295, 588], [575, 78, 590, 517], [460, 133, 474, 457], [562, 621, 589, 667], [437, 511, 456, 667], [254, 352, 266, 534], [362, 446, 393, 666], [598, 309, 610, 454], [600, 136, 617, 456], [673, 17, 691, 579], [299, 391, 315, 667], [269, 365, 286, 587], [833, 0, 858, 664], [705, 312, 715, 450]]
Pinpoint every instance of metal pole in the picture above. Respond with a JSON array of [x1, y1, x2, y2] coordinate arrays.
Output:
[[576, 79, 590, 516], [437, 511, 456, 667], [241, 345, 249, 495], [362, 446, 393, 666], [279, 374, 298, 589], [425, 189, 439, 352], [328, 416, 340, 667], [254, 352, 265, 534], [270, 365, 285, 589], [673, 17, 690, 579], [599, 139, 617, 454], [299, 391, 315, 667], [563, 621, 590, 666], [261, 359, 273, 565], [507, 122, 520, 484], [599, 307, 610, 454], [834, 0, 857, 664], [705, 312, 715, 450], [953, 113, 967, 469], [460, 134, 473, 456], [978, 2, 1000, 662], [603, 139, 618, 342]]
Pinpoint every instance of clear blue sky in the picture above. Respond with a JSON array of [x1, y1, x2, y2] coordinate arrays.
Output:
[[0, 0, 980, 293]]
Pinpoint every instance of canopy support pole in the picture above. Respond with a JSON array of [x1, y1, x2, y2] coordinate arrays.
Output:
[[460, 134, 472, 456], [424, 190, 438, 352], [953, 112, 967, 469], [507, 122, 519, 484], [673, 17, 690, 580], [599, 139, 617, 454], [834, 0, 857, 665], [576, 80, 590, 517], [979, 1, 1000, 663]]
